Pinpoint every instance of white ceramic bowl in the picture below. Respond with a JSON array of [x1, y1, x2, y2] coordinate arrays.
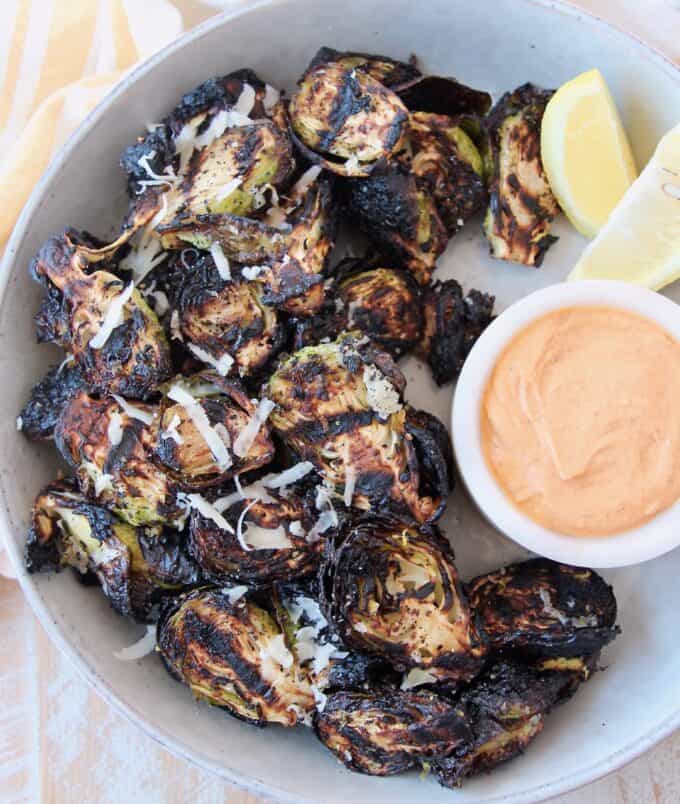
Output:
[[1, 2, 679, 803], [452, 280, 680, 568]]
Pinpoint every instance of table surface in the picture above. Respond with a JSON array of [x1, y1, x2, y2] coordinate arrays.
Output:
[[2, 1, 679, 802]]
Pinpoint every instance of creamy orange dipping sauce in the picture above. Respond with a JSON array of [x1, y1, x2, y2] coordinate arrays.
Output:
[[481, 306, 680, 536]]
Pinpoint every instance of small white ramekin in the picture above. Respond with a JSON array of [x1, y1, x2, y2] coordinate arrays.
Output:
[[452, 279, 680, 568]]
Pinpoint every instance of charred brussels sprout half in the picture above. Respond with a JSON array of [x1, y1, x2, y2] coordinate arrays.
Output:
[[433, 658, 584, 786], [418, 279, 495, 385], [154, 374, 275, 489], [459, 658, 586, 721], [26, 482, 198, 620], [337, 266, 422, 356], [342, 166, 448, 285], [30, 230, 171, 398], [482, 83, 559, 266], [306, 47, 421, 91], [188, 490, 322, 583], [55, 391, 182, 528], [120, 70, 276, 195], [18, 361, 88, 441], [433, 711, 544, 787], [159, 120, 294, 220], [320, 517, 487, 681], [408, 112, 486, 233], [157, 587, 316, 726], [467, 559, 619, 658], [266, 332, 448, 523], [398, 75, 492, 118], [166, 249, 282, 378], [289, 62, 409, 177], [315, 689, 471, 776]]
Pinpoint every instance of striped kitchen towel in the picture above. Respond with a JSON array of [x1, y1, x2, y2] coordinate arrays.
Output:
[[0, 0, 183, 250]]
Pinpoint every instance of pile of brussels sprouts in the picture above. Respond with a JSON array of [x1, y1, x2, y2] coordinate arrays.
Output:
[[19, 47, 616, 788]]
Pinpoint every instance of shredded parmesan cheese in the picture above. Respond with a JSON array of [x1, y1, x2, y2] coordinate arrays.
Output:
[[241, 264, 268, 281], [215, 177, 242, 203], [224, 585, 248, 604], [164, 413, 183, 445], [135, 150, 179, 194], [344, 154, 360, 174], [209, 242, 232, 281], [170, 310, 183, 341], [400, 668, 438, 691], [167, 384, 232, 470], [187, 342, 234, 376], [260, 633, 293, 669], [291, 166, 322, 199], [114, 625, 157, 661], [263, 84, 280, 112], [363, 364, 402, 419], [233, 84, 256, 118], [89, 282, 135, 350], [107, 412, 124, 446], [343, 441, 356, 507], [149, 290, 169, 317], [243, 524, 292, 550], [183, 492, 234, 534], [236, 497, 260, 551], [311, 684, 327, 711], [112, 394, 154, 425], [233, 398, 275, 457], [265, 461, 314, 488], [289, 520, 305, 538], [213, 461, 314, 513]]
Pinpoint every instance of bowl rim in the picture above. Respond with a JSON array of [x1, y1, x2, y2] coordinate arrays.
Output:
[[452, 279, 680, 569], [1, 1, 679, 802]]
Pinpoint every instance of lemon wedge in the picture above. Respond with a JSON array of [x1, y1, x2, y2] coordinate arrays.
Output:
[[541, 68, 637, 238], [569, 124, 680, 289]]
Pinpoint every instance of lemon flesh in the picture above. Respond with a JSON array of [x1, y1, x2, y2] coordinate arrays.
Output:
[[541, 69, 637, 238], [569, 124, 680, 290]]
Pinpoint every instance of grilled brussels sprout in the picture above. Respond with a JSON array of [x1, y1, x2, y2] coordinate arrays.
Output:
[[418, 279, 495, 385], [467, 559, 620, 658], [409, 112, 486, 233], [157, 587, 316, 725], [433, 711, 544, 787], [404, 408, 454, 505], [30, 230, 171, 398], [55, 391, 182, 528], [289, 62, 409, 177], [160, 120, 293, 220], [154, 374, 275, 489], [433, 657, 584, 787], [122, 69, 286, 201], [26, 482, 198, 619], [482, 83, 559, 266], [320, 517, 487, 681], [306, 47, 421, 90], [258, 170, 337, 315], [166, 249, 283, 378], [337, 266, 422, 356], [342, 166, 448, 284], [315, 689, 471, 775], [18, 361, 88, 441], [266, 333, 447, 523], [188, 489, 322, 583], [398, 75, 492, 117], [459, 658, 585, 721]]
